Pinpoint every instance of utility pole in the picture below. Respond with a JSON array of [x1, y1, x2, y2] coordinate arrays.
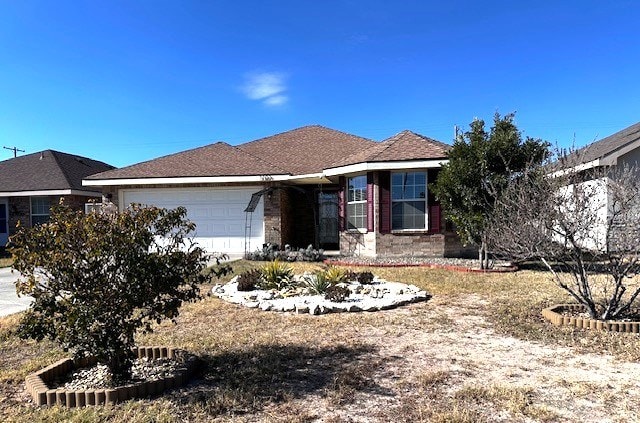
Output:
[[3, 146, 25, 158]]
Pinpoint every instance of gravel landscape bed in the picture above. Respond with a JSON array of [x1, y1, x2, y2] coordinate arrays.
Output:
[[53, 357, 187, 390], [211, 275, 431, 315], [326, 256, 515, 270]]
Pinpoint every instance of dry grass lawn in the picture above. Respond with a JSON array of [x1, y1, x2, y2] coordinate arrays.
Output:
[[2, 261, 640, 422]]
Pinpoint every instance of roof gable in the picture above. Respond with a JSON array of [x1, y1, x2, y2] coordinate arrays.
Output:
[[0, 150, 114, 193], [327, 130, 450, 169], [239, 125, 377, 175], [87, 142, 288, 180]]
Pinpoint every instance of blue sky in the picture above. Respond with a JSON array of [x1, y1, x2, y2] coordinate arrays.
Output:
[[1, 1, 639, 167]]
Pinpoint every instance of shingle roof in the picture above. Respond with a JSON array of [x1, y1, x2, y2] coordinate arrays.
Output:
[[327, 130, 450, 169], [570, 121, 640, 164], [87, 142, 288, 180], [0, 150, 114, 193], [86, 126, 450, 182], [239, 125, 377, 175]]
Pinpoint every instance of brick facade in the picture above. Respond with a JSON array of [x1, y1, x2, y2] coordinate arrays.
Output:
[[6, 194, 100, 239], [263, 188, 282, 246]]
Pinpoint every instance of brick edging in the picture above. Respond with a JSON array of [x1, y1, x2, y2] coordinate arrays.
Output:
[[324, 259, 518, 273], [25, 346, 198, 407], [542, 304, 640, 333]]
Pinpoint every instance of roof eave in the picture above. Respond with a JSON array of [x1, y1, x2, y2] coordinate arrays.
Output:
[[0, 189, 102, 197], [82, 174, 292, 187], [323, 159, 448, 177]]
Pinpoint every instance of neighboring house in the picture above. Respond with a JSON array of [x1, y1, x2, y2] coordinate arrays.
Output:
[[0, 150, 115, 247], [84, 125, 473, 258], [555, 122, 640, 251]]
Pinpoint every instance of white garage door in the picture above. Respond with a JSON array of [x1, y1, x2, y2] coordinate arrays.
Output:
[[121, 187, 264, 255]]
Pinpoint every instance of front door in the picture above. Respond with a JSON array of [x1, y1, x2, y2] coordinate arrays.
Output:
[[318, 192, 339, 249], [0, 199, 8, 247]]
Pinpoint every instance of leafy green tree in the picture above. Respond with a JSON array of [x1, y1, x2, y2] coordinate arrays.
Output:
[[10, 203, 207, 379], [431, 113, 549, 268]]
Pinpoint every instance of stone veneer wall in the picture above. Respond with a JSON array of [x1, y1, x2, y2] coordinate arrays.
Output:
[[339, 231, 377, 257], [375, 232, 446, 257]]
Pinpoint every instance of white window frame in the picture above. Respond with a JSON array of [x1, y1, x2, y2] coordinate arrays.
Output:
[[30, 196, 51, 226], [391, 171, 428, 231], [347, 175, 367, 231]]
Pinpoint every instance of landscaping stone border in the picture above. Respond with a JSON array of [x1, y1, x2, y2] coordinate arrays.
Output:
[[25, 346, 198, 407], [324, 259, 518, 273], [542, 304, 640, 333]]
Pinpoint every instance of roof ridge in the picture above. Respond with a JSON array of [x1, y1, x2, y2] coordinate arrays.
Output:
[[241, 124, 376, 148], [48, 150, 75, 189]]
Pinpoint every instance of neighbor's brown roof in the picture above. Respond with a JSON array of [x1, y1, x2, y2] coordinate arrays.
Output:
[[87, 142, 288, 180], [568, 121, 640, 164], [0, 150, 114, 193], [239, 125, 377, 175], [327, 130, 450, 169]]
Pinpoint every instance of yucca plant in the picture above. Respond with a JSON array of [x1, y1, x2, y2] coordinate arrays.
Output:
[[324, 266, 348, 284], [303, 272, 333, 295], [259, 259, 295, 290]]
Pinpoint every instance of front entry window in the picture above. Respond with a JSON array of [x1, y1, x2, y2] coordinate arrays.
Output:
[[391, 172, 427, 230], [31, 197, 51, 226], [347, 175, 367, 230]]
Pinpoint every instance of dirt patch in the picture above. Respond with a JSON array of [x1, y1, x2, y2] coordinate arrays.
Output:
[[228, 294, 640, 422]]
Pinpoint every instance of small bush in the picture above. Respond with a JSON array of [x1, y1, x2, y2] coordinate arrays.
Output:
[[325, 285, 350, 302], [10, 203, 205, 379], [245, 243, 325, 262], [346, 271, 375, 284], [236, 269, 262, 291], [259, 260, 295, 290], [303, 272, 333, 295]]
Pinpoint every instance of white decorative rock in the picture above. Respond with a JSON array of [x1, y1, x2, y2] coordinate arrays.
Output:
[[259, 303, 272, 311], [296, 305, 309, 314], [211, 276, 431, 315]]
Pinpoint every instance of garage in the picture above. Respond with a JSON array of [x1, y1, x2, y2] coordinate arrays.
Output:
[[120, 187, 264, 256]]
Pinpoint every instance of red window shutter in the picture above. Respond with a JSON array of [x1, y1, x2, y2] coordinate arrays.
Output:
[[429, 204, 441, 233], [366, 173, 374, 232], [379, 171, 391, 233], [338, 176, 345, 231]]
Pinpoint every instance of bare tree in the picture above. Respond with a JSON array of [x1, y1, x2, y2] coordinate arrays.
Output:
[[487, 160, 640, 320]]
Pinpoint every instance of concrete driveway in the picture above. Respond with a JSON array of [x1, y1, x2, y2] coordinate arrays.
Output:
[[0, 267, 32, 317]]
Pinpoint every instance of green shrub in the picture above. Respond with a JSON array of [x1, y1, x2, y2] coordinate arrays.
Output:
[[325, 285, 350, 302], [10, 203, 205, 379], [259, 260, 295, 290], [236, 269, 262, 291], [346, 271, 375, 284]]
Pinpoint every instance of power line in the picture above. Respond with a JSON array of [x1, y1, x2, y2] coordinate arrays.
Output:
[[3, 146, 25, 158]]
